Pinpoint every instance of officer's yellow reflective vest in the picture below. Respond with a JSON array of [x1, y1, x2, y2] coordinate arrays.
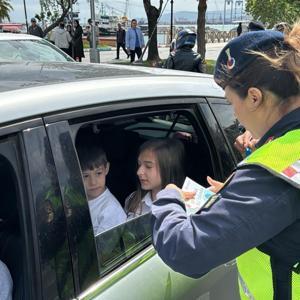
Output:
[[236, 129, 300, 300]]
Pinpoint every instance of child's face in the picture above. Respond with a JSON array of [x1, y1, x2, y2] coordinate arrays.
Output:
[[82, 163, 109, 200], [137, 149, 162, 195]]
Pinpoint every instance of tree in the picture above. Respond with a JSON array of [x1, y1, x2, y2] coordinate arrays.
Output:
[[36, 0, 78, 37], [0, 0, 13, 22], [143, 0, 163, 62], [246, 0, 300, 27], [197, 0, 207, 60]]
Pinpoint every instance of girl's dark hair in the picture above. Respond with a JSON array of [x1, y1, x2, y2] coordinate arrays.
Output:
[[224, 22, 300, 102], [127, 138, 186, 214]]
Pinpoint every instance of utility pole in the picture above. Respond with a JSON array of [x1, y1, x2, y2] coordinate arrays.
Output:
[[23, 0, 29, 33], [125, 0, 129, 18], [90, 0, 100, 63], [170, 0, 174, 43]]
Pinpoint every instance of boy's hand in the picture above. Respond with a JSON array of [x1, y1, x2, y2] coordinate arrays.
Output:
[[165, 184, 196, 201], [206, 176, 224, 193]]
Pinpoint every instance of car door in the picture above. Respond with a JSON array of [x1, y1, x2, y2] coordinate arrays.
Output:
[[44, 96, 240, 300], [0, 119, 75, 300]]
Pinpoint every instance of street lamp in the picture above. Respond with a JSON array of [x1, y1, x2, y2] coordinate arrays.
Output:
[[234, 0, 243, 21], [170, 0, 174, 43], [223, 0, 233, 27]]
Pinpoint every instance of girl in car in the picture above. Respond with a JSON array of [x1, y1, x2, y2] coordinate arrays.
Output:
[[125, 138, 186, 219]]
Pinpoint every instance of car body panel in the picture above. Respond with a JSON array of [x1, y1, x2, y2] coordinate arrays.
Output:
[[78, 246, 240, 300], [0, 65, 223, 125]]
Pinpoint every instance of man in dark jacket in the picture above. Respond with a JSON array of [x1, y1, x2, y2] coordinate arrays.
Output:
[[115, 23, 129, 59], [163, 29, 204, 73], [28, 18, 44, 38]]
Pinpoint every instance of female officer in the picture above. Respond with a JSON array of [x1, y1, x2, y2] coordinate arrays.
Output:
[[151, 23, 300, 300]]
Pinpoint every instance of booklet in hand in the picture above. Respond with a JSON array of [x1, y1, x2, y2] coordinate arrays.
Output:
[[182, 177, 215, 215]]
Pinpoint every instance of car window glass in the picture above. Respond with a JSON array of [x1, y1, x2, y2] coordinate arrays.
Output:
[[73, 109, 214, 277], [0, 138, 29, 299], [210, 100, 243, 162], [0, 40, 72, 62]]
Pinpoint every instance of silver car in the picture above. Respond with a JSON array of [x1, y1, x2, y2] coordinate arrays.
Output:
[[0, 62, 242, 300]]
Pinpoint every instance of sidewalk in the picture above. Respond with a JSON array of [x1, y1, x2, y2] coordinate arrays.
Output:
[[82, 42, 227, 64]]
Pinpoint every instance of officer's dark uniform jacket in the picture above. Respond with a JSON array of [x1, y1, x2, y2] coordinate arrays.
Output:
[[152, 107, 300, 279], [163, 46, 204, 73]]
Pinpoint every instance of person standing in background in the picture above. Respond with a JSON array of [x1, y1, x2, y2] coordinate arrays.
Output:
[[52, 22, 72, 54], [237, 22, 242, 36], [126, 19, 145, 63], [115, 23, 129, 59], [72, 20, 84, 62], [28, 18, 44, 38], [87, 18, 99, 49]]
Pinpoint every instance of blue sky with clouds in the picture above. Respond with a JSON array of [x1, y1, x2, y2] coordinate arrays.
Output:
[[9, 0, 228, 24]]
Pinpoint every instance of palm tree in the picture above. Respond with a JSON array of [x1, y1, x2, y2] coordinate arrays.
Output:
[[0, 0, 13, 22]]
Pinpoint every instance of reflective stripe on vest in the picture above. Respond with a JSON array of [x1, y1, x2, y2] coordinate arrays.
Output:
[[238, 129, 300, 189], [236, 129, 300, 299]]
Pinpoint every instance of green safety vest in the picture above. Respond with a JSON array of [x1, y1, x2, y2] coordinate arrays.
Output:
[[236, 129, 300, 300]]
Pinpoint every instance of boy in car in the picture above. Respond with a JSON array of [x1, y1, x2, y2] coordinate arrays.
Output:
[[77, 144, 126, 236]]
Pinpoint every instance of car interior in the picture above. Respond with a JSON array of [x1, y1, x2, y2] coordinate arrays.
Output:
[[74, 111, 215, 207], [0, 155, 25, 300], [73, 110, 216, 276]]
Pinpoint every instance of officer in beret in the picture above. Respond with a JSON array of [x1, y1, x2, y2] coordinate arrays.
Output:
[[152, 24, 300, 300]]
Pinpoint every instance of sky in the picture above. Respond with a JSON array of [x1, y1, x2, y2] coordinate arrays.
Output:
[[8, 0, 230, 24]]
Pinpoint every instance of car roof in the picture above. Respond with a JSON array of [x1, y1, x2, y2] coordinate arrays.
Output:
[[0, 61, 214, 92], [0, 32, 41, 40], [0, 62, 224, 125]]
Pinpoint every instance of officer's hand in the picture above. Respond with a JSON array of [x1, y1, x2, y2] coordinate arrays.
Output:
[[234, 130, 258, 154], [207, 176, 224, 193], [165, 184, 195, 201]]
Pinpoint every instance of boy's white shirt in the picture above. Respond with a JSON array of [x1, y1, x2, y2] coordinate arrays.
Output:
[[126, 191, 152, 220], [88, 188, 126, 236]]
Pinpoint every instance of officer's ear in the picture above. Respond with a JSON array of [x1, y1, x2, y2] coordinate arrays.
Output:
[[246, 87, 263, 111]]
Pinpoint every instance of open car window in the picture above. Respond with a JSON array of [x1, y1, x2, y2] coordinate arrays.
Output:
[[72, 106, 215, 278]]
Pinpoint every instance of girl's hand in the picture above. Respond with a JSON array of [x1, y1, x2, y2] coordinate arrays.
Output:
[[207, 176, 224, 193], [165, 184, 196, 201]]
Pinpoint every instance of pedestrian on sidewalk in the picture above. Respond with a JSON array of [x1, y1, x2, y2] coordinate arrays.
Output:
[[237, 22, 242, 36], [28, 18, 44, 38], [126, 19, 145, 63], [72, 20, 84, 62], [87, 18, 99, 49], [52, 22, 72, 55], [115, 23, 129, 59]]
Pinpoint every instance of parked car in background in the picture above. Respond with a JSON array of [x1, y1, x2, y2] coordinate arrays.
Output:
[[0, 33, 74, 62], [0, 62, 243, 300]]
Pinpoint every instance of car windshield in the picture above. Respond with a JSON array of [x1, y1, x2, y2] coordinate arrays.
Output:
[[0, 39, 74, 62]]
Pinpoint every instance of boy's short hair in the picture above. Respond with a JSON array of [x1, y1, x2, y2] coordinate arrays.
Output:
[[77, 144, 108, 171]]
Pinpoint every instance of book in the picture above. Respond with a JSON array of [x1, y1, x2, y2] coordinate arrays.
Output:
[[182, 177, 215, 215]]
